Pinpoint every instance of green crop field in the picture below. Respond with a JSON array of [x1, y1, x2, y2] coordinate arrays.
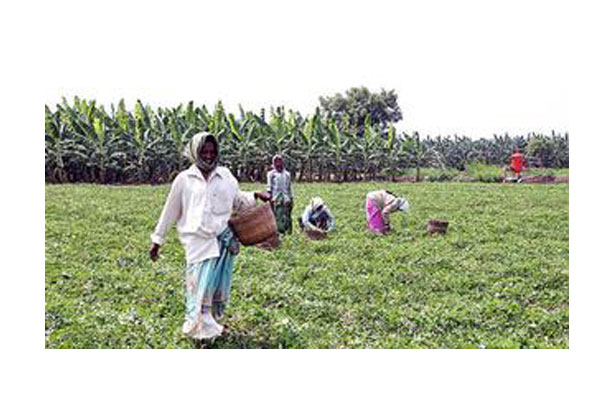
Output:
[[45, 182, 568, 348]]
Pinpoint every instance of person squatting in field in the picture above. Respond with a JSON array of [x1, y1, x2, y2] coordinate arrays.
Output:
[[149, 132, 270, 341], [298, 197, 335, 234], [365, 190, 410, 235], [267, 154, 294, 235]]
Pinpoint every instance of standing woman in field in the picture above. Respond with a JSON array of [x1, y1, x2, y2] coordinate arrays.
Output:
[[267, 154, 294, 235], [149, 132, 270, 341], [365, 190, 410, 235]]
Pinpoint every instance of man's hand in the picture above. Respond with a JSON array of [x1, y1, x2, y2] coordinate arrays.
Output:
[[229, 241, 240, 255], [150, 243, 161, 262], [255, 192, 271, 202]]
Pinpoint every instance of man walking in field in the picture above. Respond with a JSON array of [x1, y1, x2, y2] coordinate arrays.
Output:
[[149, 132, 269, 342]]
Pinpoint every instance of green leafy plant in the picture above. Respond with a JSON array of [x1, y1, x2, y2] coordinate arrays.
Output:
[[45, 181, 569, 348]]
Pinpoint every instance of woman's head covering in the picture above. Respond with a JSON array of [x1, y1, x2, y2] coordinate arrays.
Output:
[[272, 154, 283, 170], [183, 132, 219, 172], [391, 197, 410, 213], [310, 197, 324, 211]]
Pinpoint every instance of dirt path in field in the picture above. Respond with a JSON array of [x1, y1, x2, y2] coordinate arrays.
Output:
[[506, 176, 569, 184], [389, 175, 569, 184]]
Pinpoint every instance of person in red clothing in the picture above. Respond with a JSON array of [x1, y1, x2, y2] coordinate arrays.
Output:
[[510, 148, 525, 180]]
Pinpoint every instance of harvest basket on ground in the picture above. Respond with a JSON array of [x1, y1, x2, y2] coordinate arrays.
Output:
[[229, 203, 277, 245], [427, 219, 449, 235], [304, 227, 328, 240]]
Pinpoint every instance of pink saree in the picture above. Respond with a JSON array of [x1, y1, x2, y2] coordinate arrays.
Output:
[[366, 197, 388, 234]]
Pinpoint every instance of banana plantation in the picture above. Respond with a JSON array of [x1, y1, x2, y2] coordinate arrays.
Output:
[[45, 97, 569, 184]]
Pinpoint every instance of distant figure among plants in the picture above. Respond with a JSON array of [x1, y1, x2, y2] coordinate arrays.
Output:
[[509, 148, 525, 181], [267, 154, 294, 234], [299, 197, 335, 237], [365, 190, 410, 235]]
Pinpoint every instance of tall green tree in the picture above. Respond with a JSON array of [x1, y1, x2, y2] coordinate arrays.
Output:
[[318, 86, 402, 137]]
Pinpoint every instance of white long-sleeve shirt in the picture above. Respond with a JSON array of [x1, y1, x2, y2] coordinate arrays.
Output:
[[151, 164, 256, 264]]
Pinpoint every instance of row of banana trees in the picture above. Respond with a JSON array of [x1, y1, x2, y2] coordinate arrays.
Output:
[[45, 97, 569, 184]]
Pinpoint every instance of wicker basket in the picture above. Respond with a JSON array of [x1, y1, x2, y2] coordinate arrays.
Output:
[[229, 203, 277, 245], [304, 228, 328, 240], [427, 219, 449, 235], [255, 233, 281, 251]]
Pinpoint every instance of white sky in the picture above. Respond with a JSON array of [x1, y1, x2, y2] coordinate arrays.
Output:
[[40, 0, 576, 138]]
